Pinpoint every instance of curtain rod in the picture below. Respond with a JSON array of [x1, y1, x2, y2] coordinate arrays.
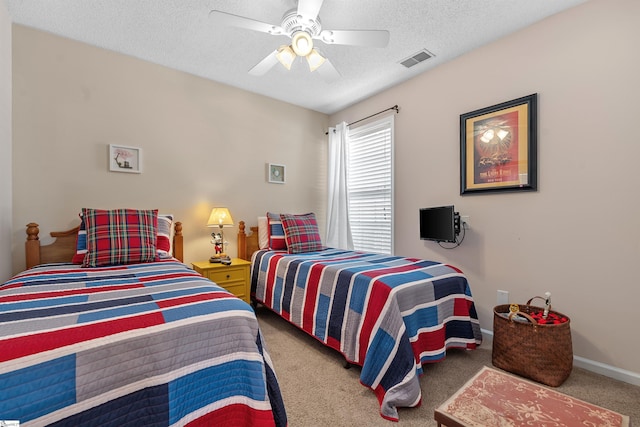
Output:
[[349, 104, 399, 127], [326, 104, 399, 134]]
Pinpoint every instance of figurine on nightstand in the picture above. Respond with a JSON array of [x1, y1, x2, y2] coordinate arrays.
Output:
[[212, 232, 223, 255], [209, 232, 231, 263]]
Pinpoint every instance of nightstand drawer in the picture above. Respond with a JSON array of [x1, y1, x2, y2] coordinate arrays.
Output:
[[217, 281, 247, 298], [207, 268, 245, 284], [192, 259, 251, 304]]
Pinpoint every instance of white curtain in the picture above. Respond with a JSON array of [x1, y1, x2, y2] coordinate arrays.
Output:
[[326, 122, 354, 250]]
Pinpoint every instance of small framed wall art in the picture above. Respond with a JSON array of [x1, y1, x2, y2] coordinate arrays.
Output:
[[267, 163, 286, 184], [460, 93, 537, 195], [109, 144, 142, 173]]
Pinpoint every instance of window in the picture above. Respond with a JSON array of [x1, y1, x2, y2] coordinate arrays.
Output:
[[346, 115, 394, 254]]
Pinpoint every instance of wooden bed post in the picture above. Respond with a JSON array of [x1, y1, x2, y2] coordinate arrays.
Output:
[[26, 222, 41, 269], [173, 222, 183, 262], [238, 221, 247, 261], [237, 220, 260, 261]]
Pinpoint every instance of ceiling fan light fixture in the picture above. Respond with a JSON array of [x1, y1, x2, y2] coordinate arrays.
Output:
[[210, 3, 389, 81], [291, 31, 313, 57], [306, 48, 325, 72], [276, 45, 295, 70]]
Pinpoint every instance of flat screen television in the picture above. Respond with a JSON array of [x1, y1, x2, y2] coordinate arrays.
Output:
[[419, 205, 460, 243]]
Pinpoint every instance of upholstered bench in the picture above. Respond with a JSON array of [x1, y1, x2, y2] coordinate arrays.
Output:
[[435, 366, 630, 427]]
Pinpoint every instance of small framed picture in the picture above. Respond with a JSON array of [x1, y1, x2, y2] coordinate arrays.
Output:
[[267, 163, 286, 184], [109, 144, 142, 173]]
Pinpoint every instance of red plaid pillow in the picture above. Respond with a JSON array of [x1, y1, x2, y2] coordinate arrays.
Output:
[[72, 213, 172, 263], [82, 208, 158, 267], [280, 213, 324, 254]]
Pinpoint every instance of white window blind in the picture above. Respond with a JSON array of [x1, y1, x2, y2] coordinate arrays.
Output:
[[346, 115, 394, 254]]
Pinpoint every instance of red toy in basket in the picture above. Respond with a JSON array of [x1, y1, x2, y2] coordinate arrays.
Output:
[[509, 292, 569, 325], [529, 310, 568, 325], [530, 311, 568, 325]]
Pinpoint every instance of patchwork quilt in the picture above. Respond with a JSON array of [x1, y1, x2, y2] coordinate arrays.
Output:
[[251, 249, 482, 421], [0, 260, 286, 427]]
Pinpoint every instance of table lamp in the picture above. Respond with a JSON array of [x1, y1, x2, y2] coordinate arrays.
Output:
[[207, 207, 234, 262]]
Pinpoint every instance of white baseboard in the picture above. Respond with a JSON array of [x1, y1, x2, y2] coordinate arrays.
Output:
[[480, 328, 640, 387]]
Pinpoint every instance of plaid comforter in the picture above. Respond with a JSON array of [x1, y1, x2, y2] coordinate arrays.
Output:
[[251, 249, 482, 421], [0, 260, 286, 427]]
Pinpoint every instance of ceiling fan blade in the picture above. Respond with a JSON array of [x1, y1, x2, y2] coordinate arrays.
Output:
[[248, 50, 280, 76], [316, 58, 341, 83], [209, 10, 284, 35], [318, 29, 390, 47], [297, 0, 324, 21]]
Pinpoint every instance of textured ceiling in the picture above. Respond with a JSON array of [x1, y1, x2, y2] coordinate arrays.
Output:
[[6, 0, 589, 114]]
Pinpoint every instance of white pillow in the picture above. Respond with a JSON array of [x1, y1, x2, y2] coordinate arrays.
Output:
[[258, 216, 269, 249], [156, 214, 176, 258]]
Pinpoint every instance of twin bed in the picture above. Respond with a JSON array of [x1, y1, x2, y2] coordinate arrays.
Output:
[[1, 211, 285, 427], [2, 211, 482, 425], [237, 215, 482, 421]]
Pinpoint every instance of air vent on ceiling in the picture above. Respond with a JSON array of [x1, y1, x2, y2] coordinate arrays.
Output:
[[399, 49, 435, 68]]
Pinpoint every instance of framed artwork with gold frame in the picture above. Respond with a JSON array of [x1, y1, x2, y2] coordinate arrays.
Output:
[[460, 94, 537, 195]]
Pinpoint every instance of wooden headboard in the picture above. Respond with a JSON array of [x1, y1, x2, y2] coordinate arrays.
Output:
[[237, 220, 259, 261], [25, 221, 184, 269]]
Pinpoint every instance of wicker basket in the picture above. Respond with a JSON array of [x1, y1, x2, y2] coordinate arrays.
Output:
[[492, 300, 573, 387]]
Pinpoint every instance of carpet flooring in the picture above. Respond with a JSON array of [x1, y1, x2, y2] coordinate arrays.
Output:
[[256, 307, 639, 426]]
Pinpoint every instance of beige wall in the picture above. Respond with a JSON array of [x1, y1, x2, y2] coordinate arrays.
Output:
[[0, 0, 11, 282], [10, 0, 640, 379], [11, 25, 328, 275], [331, 0, 640, 376]]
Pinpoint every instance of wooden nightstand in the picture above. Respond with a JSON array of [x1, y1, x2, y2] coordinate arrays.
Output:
[[192, 258, 251, 303]]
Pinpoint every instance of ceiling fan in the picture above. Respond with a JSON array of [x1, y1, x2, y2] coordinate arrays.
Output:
[[209, 0, 390, 82]]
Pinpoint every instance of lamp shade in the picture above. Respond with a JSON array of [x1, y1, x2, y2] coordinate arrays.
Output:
[[207, 207, 234, 227], [276, 45, 295, 70], [306, 48, 326, 72]]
